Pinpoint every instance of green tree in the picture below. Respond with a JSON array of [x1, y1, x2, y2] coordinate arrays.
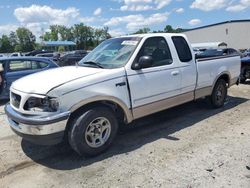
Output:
[[102, 26, 111, 39], [133, 27, 151, 34], [58, 25, 74, 41], [93, 27, 111, 46], [39, 24, 111, 50], [175, 28, 185, 33], [9, 31, 18, 48], [41, 25, 74, 41], [164, 25, 175, 33], [49, 25, 59, 41], [14, 44, 22, 52], [58, 46, 65, 53], [0, 35, 13, 53], [163, 25, 184, 33], [15, 27, 36, 52], [72, 23, 94, 49], [41, 31, 51, 41]]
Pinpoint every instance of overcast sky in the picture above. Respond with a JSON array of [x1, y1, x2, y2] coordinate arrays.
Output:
[[0, 0, 249, 37]]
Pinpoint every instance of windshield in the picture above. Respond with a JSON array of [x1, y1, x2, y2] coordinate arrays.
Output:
[[79, 37, 141, 69]]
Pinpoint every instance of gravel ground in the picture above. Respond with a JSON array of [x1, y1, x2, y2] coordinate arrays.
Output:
[[0, 83, 250, 188]]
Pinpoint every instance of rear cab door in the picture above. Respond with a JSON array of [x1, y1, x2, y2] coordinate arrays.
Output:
[[171, 36, 197, 95]]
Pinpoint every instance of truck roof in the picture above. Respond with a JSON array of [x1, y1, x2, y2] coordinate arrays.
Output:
[[118, 33, 186, 38]]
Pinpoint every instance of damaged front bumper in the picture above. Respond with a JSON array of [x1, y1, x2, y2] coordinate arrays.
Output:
[[5, 103, 70, 145]]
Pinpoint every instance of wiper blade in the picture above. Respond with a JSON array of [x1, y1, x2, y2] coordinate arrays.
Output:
[[82, 61, 104, 68]]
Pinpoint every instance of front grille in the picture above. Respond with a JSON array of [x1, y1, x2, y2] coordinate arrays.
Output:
[[11, 92, 21, 109]]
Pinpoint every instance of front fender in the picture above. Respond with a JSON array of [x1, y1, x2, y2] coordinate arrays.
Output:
[[70, 95, 133, 123]]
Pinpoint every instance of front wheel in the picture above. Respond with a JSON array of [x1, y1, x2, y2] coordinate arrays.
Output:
[[210, 79, 227, 108], [68, 106, 118, 156]]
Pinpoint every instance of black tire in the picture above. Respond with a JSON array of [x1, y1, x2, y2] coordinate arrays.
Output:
[[210, 79, 227, 108], [240, 77, 246, 83], [68, 106, 118, 156]]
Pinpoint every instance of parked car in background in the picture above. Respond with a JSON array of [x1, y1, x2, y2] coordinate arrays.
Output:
[[193, 48, 206, 55], [36, 52, 61, 62], [25, 49, 54, 56], [58, 50, 88, 66], [196, 48, 240, 59], [240, 56, 250, 83], [243, 49, 250, 57], [10, 52, 24, 57], [0, 57, 58, 99]]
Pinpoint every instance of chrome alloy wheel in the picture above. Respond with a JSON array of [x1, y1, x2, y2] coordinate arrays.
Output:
[[85, 117, 111, 148]]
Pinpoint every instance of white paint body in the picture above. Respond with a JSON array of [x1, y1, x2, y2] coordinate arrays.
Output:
[[10, 33, 241, 124]]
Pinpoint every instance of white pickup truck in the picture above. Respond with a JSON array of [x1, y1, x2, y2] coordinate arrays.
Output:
[[5, 33, 240, 156]]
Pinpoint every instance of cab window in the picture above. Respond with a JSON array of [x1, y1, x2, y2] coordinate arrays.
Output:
[[172, 36, 192, 62], [135, 37, 173, 68]]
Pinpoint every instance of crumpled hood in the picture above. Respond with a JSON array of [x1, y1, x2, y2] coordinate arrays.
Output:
[[11, 66, 103, 95]]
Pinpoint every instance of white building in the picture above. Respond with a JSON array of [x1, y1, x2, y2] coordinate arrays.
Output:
[[183, 20, 250, 50]]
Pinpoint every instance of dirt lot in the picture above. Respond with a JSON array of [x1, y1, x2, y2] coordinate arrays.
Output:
[[0, 83, 250, 188]]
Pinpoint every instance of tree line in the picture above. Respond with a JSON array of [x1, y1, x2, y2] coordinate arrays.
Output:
[[133, 25, 185, 34], [41, 24, 111, 50], [0, 24, 184, 53], [0, 28, 36, 53], [0, 24, 111, 53]]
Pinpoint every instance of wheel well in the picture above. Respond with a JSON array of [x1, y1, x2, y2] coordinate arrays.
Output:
[[217, 74, 230, 86], [65, 101, 126, 132]]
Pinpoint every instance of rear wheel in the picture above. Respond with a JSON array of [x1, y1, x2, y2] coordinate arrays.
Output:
[[68, 106, 118, 156], [210, 79, 227, 108]]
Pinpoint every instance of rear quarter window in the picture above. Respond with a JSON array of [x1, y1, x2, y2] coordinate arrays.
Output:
[[39, 62, 49, 68], [172, 36, 192, 62]]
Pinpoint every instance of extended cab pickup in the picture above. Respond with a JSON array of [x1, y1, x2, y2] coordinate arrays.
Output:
[[5, 33, 240, 156]]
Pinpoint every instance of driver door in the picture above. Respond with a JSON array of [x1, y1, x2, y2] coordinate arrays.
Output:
[[126, 36, 182, 119]]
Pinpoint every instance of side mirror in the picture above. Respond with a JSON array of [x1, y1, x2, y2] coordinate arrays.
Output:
[[132, 56, 153, 70]]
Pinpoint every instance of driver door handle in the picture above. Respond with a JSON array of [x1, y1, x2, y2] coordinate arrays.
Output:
[[171, 71, 180, 76]]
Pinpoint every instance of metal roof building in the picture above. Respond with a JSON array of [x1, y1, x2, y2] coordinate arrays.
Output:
[[183, 20, 250, 50]]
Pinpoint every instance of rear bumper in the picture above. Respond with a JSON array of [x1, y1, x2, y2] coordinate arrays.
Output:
[[5, 103, 70, 145]]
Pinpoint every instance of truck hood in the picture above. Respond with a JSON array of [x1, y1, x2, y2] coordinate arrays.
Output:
[[11, 66, 104, 95]]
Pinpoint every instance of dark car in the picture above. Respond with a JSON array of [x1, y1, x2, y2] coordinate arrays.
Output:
[[58, 50, 88, 66], [0, 57, 58, 99], [36, 52, 61, 62], [243, 49, 250, 57], [240, 56, 250, 83], [25, 49, 54, 56], [196, 48, 240, 59]]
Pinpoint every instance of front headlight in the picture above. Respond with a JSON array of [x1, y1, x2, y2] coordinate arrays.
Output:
[[24, 97, 59, 112]]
